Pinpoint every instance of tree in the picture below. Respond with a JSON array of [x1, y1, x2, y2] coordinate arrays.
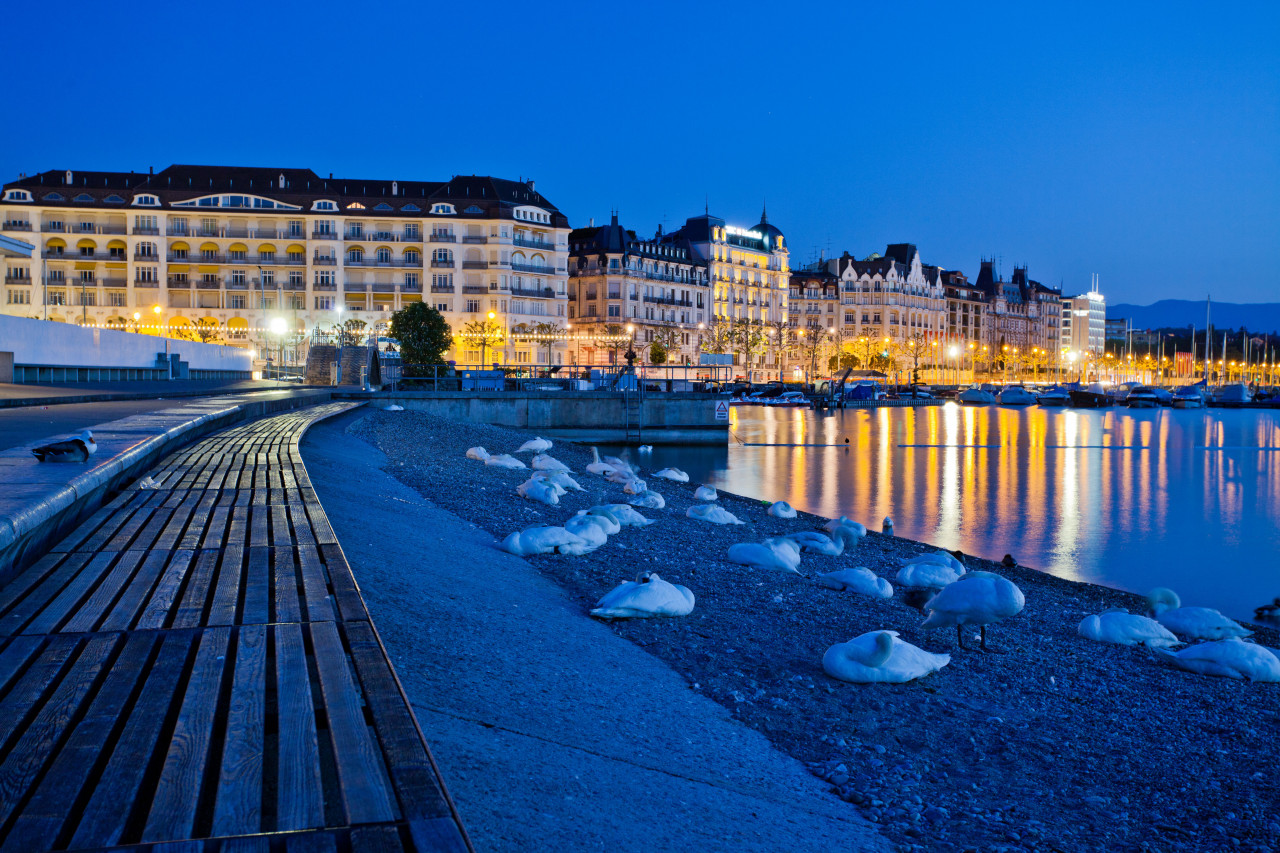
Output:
[[177, 318, 221, 344], [701, 318, 735, 355], [649, 340, 668, 365], [389, 303, 452, 372], [460, 317, 505, 365], [898, 333, 930, 387], [796, 328, 834, 381], [765, 319, 798, 376], [332, 318, 368, 347], [650, 326, 683, 364], [731, 317, 766, 378], [529, 321, 563, 366], [595, 323, 630, 366], [829, 349, 858, 372]]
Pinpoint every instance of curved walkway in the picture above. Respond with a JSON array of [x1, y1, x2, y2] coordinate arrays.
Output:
[[0, 403, 469, 852]]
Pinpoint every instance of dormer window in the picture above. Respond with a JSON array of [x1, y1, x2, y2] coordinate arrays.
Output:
[[2, 189, 31, 202], [431, 203, 455, 215], [402, 203, 421, 212], [132, 194, 160, 206], [313, 200, 337, 211], [44, 192, 64, 201], [464, 205, 484, 214], [104, 194, 126, 204], [346, 202, 366, 210], [373, 203, 392, 211], [73, 193, 94, 203]]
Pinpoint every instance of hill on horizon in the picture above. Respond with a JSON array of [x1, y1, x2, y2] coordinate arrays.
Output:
[[1107, 300, 1280, 334]]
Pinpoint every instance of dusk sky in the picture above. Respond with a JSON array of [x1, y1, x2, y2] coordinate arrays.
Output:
[[3, 1, 1276, 304]]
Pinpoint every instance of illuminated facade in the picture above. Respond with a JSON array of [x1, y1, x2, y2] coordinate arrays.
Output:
[[829, 244, 948, 343], [660, 210, 790, 325], [1061, 276, 1106, 357], [788, 265, 839, 332], [973, 260, 1062, 361], [567, 214, 710, 365], [0, 165, 570, 365]]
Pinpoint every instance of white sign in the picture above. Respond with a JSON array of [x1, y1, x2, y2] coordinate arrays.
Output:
[[715, 400, 730, 421], [725, 225, 765, 241]]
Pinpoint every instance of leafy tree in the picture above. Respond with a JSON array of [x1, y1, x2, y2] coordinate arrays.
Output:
[[796, 327, 835, 380], [332, 318, 368, 347], [649, 340, 668, 365], [650, 326, 683, 364], [765, 319, 798, 375], [177, 318, 221, 344], [701, 318, 735, 355], [389, 303, 452, 371]]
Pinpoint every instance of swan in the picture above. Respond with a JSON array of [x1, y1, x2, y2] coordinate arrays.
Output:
[[638, 445, 653, 453], [1156, 639, 1280, 681], [32, 429, 97, 463], [904, 551, 965, 573], [768, 501, 797, 519], [577, 508, 621, 535], [786, 527, 860, 556], [628, 490, 666, 509], [817, 568, 893, 599], [501, 525, 586, 556], [586, 448, 618, 477], [1078, 608, 1181, 648], [531, 453, 572, 473], [484, 453, 526, 469], [921, 571, 1025, 650], [603, 453, 633, 472], [383, 404, 405, 411], [822, 631, 950, 684], [895, 559, 965, 591], [622, 478, 648, 496], [591, 572, 695, 619], [824, 516, 867, 538], [1147, 588, 1252, 641], [727, 538, 801, 573], [563, 514, 611, 552], [883, 516, 895, 536], [517, 437, 553, 453], [653, 467, 689, 483], [597, 504, 653, 527], [687, 504, 744, 525], [606, 467, 640, 485], [536, 470, 584, 492], [466, 446, 490, 461], [516, 477, 560, 506], [694, 485, 718, 501]]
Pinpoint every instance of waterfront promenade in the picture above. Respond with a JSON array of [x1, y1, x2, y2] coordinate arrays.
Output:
[[0, 402, 469, 851]]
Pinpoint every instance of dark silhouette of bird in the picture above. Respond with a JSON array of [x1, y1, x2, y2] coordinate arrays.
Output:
[[32, 430, 97, 463], [1001, 554, 1018, 568]]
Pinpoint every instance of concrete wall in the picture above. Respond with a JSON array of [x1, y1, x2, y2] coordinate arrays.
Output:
[[354, 391, 728, 444], [0, 314, 252, 372]]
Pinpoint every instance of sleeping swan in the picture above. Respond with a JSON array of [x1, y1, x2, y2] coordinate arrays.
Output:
[[823, 630, 950, 684], [1078, 608, 1180, 648], [517, 437, 553, 453], [768, 501, 797, 519], [591, 571, 695, 619], [687, 504, 744, 525], [501, 525, 586, 556], [1156, 639, 1280, 681], [1147, 588, 1252, 641], [653, 467, 690, 483], [817, 568, 893, 599], [694, 485, 718, 501], [726, 538, 802, 573], [484, 453, 526, 469]]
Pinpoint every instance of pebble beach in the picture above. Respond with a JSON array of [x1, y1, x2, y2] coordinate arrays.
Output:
[[351, 409, 1280, 853]]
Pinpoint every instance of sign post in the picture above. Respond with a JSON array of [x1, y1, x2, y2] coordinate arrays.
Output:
[[714, 400, 729, 421]]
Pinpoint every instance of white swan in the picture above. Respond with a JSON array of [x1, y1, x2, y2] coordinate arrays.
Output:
[[768, 501, 796, 519], [383, 404, 405, 411], [536, 470, 584, 492], [501, 525, 586, 556], [531, 453, 572, 473], [653, 467, 689, 483], [622, 478, 648, 496], [883, 516, 895, 536], [687, 504, 744, 525], [466, 446, 490, 461], [598, 504, 653, 527], [895, 560, 965, 591], [921, 571, 1025, 650], [1078, 608, 1181, 648], [586, 448, 618, 477], [694, 485, 718, 501], [591, 572, 695, 619], [638, 445, 653, 453], [629, 490, 666, 510], [563, 514, 610, 552], [1147, 588, 1251, 641], [786, 527, 861, 556], [824, 516, 867, 538], [516, 477, 560, 506], [517, 437, 553, 453], [727, 538, 801, 573], [1156, 639, 1280, 681], [577, 508, 621, 535], [904, 551, 965, 573], [484, 453, 526, 469], [817, 568, 893, 599], [603, 453, 633, 471], [822, 631, 950, 684], [606, 467, 639, 485]]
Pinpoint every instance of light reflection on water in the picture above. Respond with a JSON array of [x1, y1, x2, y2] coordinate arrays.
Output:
[[622, 404, 1280, 620]]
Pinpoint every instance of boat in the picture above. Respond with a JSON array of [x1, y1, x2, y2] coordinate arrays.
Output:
[[1069, 383, 1111, 408], [1172, 384, 1206, 408], [767, 391, 812, 408], [1152, 387, 1173, 406], [1125, 386, 1160, 408], [1213, 383, 1253, 407], [1036, 386, 1071, 406], [957, 386, 997, 404], [998, 385, 1037, 406]]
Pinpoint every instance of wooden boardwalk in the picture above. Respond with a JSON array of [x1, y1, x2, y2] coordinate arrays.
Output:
[[0, 403, 471, 852]]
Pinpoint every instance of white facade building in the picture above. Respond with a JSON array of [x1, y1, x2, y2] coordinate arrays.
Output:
[[1061, 276, 1106, 357]]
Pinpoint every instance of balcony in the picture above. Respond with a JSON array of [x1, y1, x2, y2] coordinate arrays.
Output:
[[132, 226, 160, 236], [346, 256, 423, 268], [461, 260, 488, 270], [312, 230, 337, 240], [461, 235, 487, 244], [431, 259, 456, 269], [134, 278, 160, 287], [402, 282, 422, 292], [344, 282, 368, 292], [313, 282, 337, 291], [3, 221, 32, 231], [197, 279, 223, 290], [313, 255, 337, 266], [510, 263, 553, 275], [167, 277, 191, 287], [429, 233, 457, 243], [371, 283, 398, 293], [512, 236, 555, 251], [643, 295, 693, 307], [134, 252, 161, 262], [462, 285, 488, 294], [510, 286, 556, 299], [42, 222, 65, 232], [3, 275, 31, 285], [430, 285, 455, 293], [344, 231, 366, 241], [282, 280, 307, 291]]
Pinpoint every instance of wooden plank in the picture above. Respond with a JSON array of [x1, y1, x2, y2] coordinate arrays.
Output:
[[142, 626, 232, 843], [70, 631, 194, 849], [352, 824, 408, 853], [171, 549, 219, 630], [0, 636, 44, 696], [295, 546, 331, 622], [284, 829, 339, 853], [249, 504, 270, 549], [21, 550, 120, 636], [211, 625, 266, 837], [0, 551, 68, 614], [408, 817, 471, 853], [274, 548, 302, 625], [220, 837, 271, 853], [271, 504, 292, 550], [345, 621, 454, 823], [0, 633, 155, 853], [309, 622, 395, 825], [242, 547, 270, 626], [274, 624, 324, 832], [319, 545, 368, 624], [106, 504, 169, 553], [100, 551, 172, 633], [0, 635, 78, 751], [0, 553, 93, 638], [61, 551, 147, 635], [153, 499, 196, 551], [0, 633, 119, 830], [177, 492, 219, 550], [138, 550, 197, 631], [208, 545, 244, 627], [201, 504, 233, 550]]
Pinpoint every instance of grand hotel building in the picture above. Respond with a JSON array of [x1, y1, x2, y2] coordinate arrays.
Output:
[[0, 165, 571, 364]]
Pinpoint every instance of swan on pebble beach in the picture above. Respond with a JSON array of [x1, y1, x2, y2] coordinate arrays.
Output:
[[586, 448, 618, 477], [817, 568, 893, 599], [787, 528, 859, 556], [535, 470, 584, 492], [727, 538, 802, 573], [653, 467, 689, 483], [484, 453, 526, 469], [1147, 588, 1252, 641], [622, 478, 648, 496], [768, 501, 797, 519], [501, 525, 586, 556], [694, 485, 718, 501], [591, 571, 695, 619], [882, 516, 895, 536], [687, 504, 744, 525], [597, 504, 653, 527], [577, 508, 621, 535], [921, 571, 1025, 650], [1078, 608, 1181, 648], [517, 437, 554, 453], [628, 490, 666, 509], [516, 477, 560, 506], [895, 559, 965, 591], [825, 516, 867, 538], [563, 514, 611, 552], [1156, 639, 1280, 682], [531, 453, 572, 473], [466, 446, 490, 461], [823, 630, 950, 684]]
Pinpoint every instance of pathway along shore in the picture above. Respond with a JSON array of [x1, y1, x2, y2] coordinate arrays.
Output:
[[315, 408, 1279, 853]]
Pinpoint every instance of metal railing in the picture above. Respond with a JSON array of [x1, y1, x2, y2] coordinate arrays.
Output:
[[382, 362, 734, 393]]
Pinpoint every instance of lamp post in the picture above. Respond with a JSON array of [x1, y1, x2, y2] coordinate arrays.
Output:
[[132, 311, 141, 334], [270, 316, 287, 385]]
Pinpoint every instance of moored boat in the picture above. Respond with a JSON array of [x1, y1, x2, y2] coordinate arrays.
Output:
[[998, 385, 1037, 406], [1037, 386, 1071, 406], [957, 386, 997, 404], [1125, 386, 1160, 408], [1213, 383, 1253, 407], [1069, 382, 1110, 408], [767, 391, 812, 408], [1172, 384, 1206, 408]]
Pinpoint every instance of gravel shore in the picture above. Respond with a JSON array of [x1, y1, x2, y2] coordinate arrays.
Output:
[[352, 409, 1280, 853]]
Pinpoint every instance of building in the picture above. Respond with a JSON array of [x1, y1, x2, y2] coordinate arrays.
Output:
[[1060, 276, 1106, 357], [0, 165, 571, 366], [788, 263, 840, 332], [973, 259, 1062, 366], [567, 214, 710, 365], [829, 243, 948, 344], [1105, 317, 1129, 347], [942, 269, 986, 349]]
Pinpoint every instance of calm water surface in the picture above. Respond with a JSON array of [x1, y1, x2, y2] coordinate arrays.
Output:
[[624, 404, 1280, 621]]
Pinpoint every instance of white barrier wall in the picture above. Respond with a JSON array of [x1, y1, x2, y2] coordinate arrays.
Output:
[[0, 315, 252, 371]]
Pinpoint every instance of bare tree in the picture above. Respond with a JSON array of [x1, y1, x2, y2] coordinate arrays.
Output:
[[595, 323, 631, 366], [765, 319, 798, 377], [460, 317, 505, 365], [701, 317, 735, 355], [177, 318, 222, 344], [796, 328, 835, 381], [529, 321, 563, 366], [732, 317, 766, 379], [898, 332, 931, 387]]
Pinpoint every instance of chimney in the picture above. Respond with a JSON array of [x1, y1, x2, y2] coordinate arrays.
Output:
[[589, 217, 594, 227], [528, 179, 535, 191], [149, 165, 154, 175], [65, 170, 73, 185]]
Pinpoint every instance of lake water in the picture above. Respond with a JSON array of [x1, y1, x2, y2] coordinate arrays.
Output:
[[621, 404, 1280, 621]]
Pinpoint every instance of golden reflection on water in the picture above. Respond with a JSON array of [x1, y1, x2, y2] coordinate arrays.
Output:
[[713, 403, 1280, 618]]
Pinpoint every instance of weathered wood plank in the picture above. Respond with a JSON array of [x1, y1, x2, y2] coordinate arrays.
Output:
[[208, 545, 244, 627], [295, 545, 333, 623], [0, 553, 94, 637], [21, 550, 120, 636], [242, 547, 270, 625], [274, 549, 302, 625], [211, 625, 266, 837], [0, 635, 45, 696], [100, 550, 172, 633], [274, 623, 324, 832], [318, 545, 368, 624], [138, 550, 197, 631], [61, 551, 147, 635], [352, 824, 408, 853], [172, 550, 220, 630], [284, 828, 339, 853], [142, 626, 232, 842], [0, 635, 79, 752]]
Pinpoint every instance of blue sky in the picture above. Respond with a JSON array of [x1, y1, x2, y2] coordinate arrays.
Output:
[[3, 1, 1276, 303]]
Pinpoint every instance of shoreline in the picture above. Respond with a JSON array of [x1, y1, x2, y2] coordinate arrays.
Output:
[[354, 409, 1279, 853]]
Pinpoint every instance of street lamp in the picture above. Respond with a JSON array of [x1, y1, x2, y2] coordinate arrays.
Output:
[[132, 311, 141, 334], [270, 316, 287, 384]]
